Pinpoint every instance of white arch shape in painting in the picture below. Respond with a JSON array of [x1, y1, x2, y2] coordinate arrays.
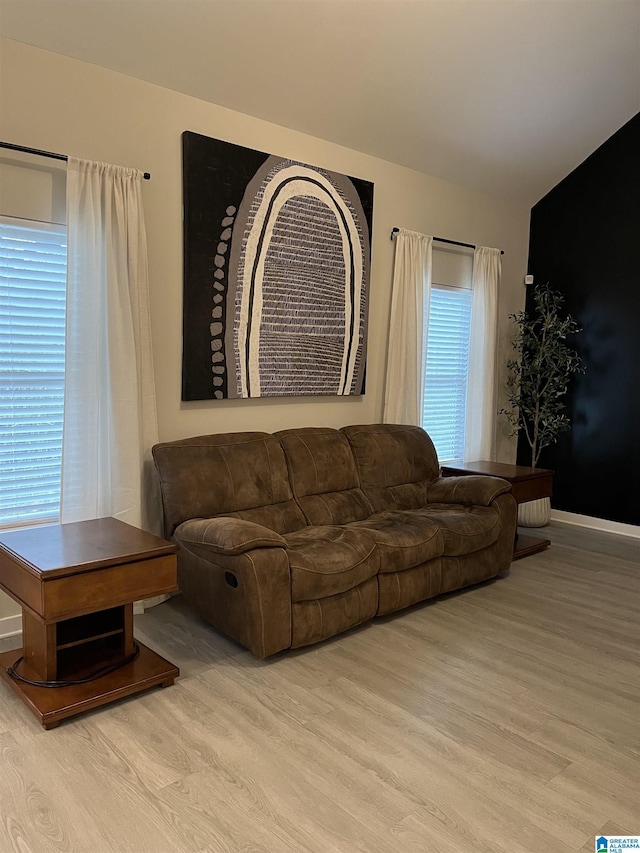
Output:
[[235, 164, 364, 397]]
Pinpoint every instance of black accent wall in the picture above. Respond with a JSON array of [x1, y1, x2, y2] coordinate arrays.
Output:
[[524, 113, 640, 526]]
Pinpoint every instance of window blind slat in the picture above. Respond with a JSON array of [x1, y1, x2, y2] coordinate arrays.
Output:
[[0, 220, 67, 527]]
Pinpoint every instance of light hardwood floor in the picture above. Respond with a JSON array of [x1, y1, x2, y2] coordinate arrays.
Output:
[[0, 522, 638, 853]]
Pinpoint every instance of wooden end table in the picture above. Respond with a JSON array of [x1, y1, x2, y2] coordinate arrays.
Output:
[[440, 460, 554, 560], [0, 517, 180, 729]]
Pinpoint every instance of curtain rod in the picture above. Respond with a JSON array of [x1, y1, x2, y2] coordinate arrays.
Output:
[[0, 141, 151, 180], [390, 227, 503, 255]]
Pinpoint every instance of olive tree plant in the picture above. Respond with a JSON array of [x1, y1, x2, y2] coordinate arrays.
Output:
[[500, 281, 584, 467]]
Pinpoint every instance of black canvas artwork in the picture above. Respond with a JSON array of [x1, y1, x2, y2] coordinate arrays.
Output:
[[181, 131, 374, 400]]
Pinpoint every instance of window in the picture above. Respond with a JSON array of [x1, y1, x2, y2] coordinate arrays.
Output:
[[422, 248, 473, 463], [0, 218, 67, 528]]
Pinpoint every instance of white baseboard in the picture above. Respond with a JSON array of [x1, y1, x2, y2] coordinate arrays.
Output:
[[551, 509, 640, 540], [0, 614, 22, 640]]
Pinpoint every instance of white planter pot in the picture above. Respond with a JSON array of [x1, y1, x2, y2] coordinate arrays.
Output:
[[518, 497, 551, 528]]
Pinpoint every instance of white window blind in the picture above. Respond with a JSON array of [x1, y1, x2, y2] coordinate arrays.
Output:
[[423, 284, 472, 463], [0, 218, 67, 528]]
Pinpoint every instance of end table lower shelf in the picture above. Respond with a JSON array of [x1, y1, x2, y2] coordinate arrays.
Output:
[[0, 641, 179, 730], [514, 531, 551, 560]]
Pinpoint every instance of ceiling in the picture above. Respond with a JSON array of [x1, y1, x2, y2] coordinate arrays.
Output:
[[1, 0, 639, 205]]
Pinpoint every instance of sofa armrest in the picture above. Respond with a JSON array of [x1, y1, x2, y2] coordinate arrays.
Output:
[[175, 517, 287, 555], [427, 475, 511, 507], [175, 536, 292, 658]]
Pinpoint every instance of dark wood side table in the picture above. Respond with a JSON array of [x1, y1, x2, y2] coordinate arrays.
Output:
[[0, 517, 180, 729], [441, 460, 554, 560]]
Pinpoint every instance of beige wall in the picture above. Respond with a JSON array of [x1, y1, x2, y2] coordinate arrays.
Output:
[[0, 594, 20, 625], [0, 38, 529, 623]]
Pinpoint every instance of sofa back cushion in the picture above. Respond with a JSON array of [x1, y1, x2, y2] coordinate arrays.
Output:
[[277, 427, 373, 525], [342, 424, 440, 512], [152, 432, 306, 536]]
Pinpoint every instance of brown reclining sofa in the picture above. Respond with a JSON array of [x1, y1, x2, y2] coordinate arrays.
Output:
[[152, 424, 516, 658]]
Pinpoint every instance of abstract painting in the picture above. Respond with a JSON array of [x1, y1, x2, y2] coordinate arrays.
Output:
[[181, 131, 373, 400]]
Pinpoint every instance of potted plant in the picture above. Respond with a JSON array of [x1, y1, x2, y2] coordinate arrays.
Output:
[[500, 281, 584, 526]]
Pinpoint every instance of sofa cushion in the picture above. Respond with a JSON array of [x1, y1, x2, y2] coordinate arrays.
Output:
[[348, 511, 443, 572], [283, 526, 379, 602], [277, 427, 373, 524], [152, 432, 306, 535], [342, 424, 440, 512], [416, 504, 501, 556], [228, 503, 307, 534]]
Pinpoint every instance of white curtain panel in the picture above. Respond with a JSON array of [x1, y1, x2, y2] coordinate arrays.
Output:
[[62, 158, 161, 539], [383, 229, 433, 425], [465, 246, 501, 462]]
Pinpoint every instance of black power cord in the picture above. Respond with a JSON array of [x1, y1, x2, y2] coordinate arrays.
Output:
[[6, 642, 140, 688]]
